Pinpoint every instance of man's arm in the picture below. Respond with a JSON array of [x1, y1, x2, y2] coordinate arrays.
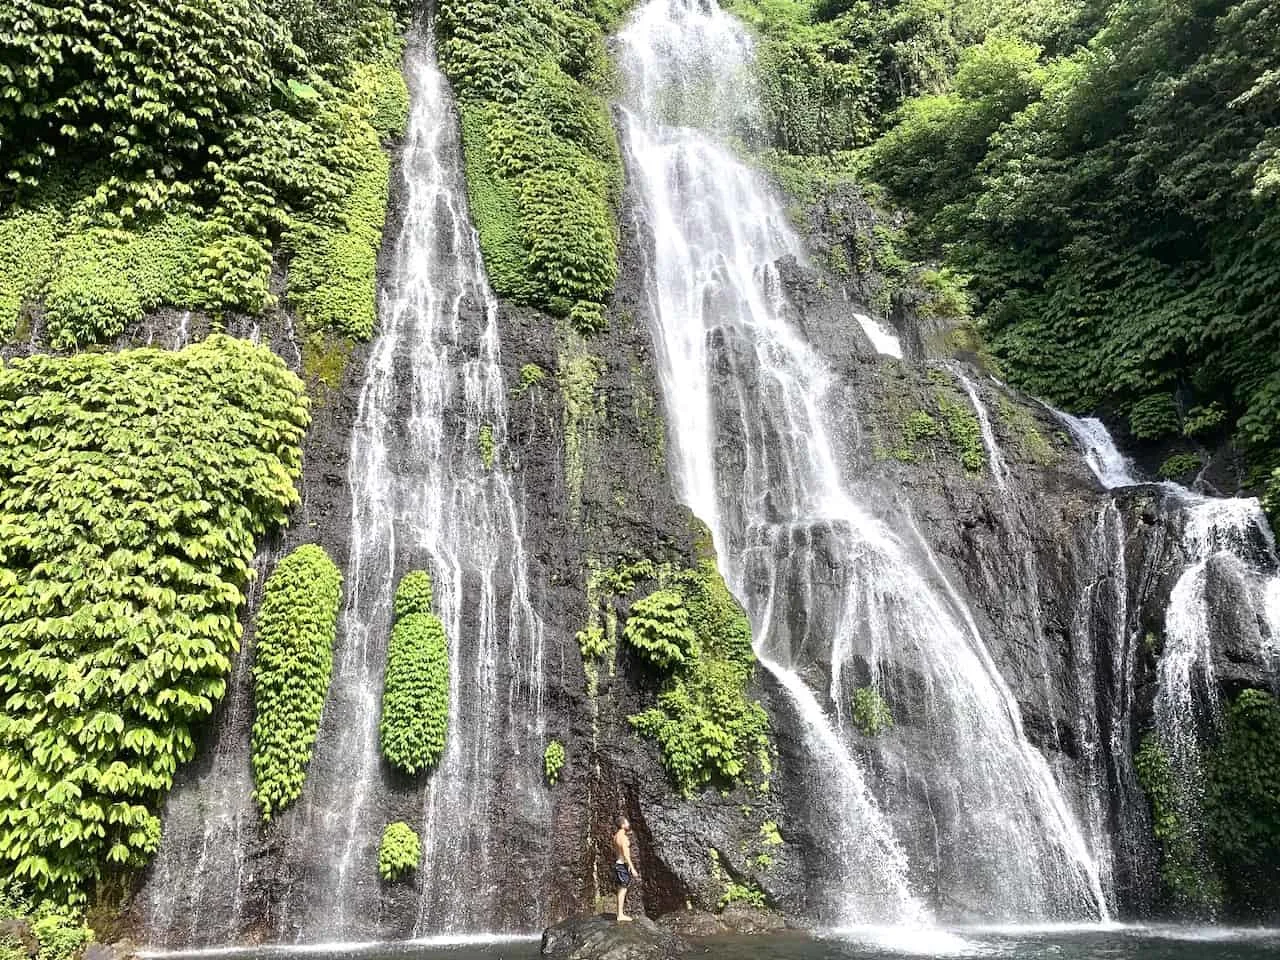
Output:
[[622, 833, 640, 877]]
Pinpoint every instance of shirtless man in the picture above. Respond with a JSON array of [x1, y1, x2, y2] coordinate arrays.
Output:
[[612, 815, 641, 922]]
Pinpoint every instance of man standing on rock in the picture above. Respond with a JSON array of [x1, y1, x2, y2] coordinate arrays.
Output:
[[612, 815, 641, 922]]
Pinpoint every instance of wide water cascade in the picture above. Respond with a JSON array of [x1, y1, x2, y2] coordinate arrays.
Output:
[[141, 37, 549, 944], [617, 0, 1108, 925]]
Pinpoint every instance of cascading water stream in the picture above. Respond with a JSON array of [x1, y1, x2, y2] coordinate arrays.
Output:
[[1058, 410, 1280, 867], [140, 36, 549, 945], [280, 36, 549, 939], [617, 0, 1108, 925]]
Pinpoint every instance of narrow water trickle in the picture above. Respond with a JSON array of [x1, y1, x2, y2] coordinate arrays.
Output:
[[617, 0, 1108, 925]]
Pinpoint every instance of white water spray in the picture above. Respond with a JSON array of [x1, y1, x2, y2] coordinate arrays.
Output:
[[618, 0, 1108, 924]]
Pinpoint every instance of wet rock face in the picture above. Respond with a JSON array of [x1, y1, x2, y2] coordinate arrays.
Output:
[[541, 915, 690, 960]]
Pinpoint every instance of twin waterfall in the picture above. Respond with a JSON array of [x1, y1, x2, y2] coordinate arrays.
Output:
[[138, 0, 1280, 945], [618, 0, 1105, 924], [141, 40, 549, 942]]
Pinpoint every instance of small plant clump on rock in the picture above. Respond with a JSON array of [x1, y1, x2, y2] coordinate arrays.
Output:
[[378, 821, 421, 882], [851, 686, 894, 736], [544, 740, 566, 786]]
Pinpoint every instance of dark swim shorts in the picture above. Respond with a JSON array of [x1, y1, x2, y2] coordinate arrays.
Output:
[[613, 862, 631, 887]]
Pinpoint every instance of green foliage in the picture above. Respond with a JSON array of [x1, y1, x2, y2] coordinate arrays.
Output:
[[559, 350, 605, 512], [708, 848, 767, 910], [250, 545, 343, 820], [440, 0, 621, 334], [903, 410, 941, 444], [937, 394, 986, 472], [851, 686, 894, 736], [0, 202, 61, 340], [1204, 689, 1280, 908], [1134, 734, 1222, 909], [1159, 453, 1204, 481], [0, 0, 279, 192], [44, 216, 205, 348], [544, 740, 566, 786], [379, 578, 450, 774], [286, 62, 407, 341], [518, 363, 547, 393], [629, 560, 769, 796], [478, 424, 496, 469], [393, 570, 434, 620], [0, 336, 307, 903], [623, 589, 700, 670], [377, 821, 421, 882], [0, 0, 407, 347], [862, 0, 1280, 504], [30, 910, 91, 960], [1128, 394, 1181, 442], [759, 821, 783, 846]]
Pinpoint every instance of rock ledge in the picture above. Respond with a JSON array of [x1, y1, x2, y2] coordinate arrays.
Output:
[[541, 915, 691, 960]]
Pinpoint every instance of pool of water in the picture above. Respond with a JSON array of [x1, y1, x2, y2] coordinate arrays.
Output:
[[141, 924, 1280, 960]]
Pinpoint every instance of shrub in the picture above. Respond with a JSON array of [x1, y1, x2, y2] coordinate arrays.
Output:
[[30, 910, 91, 960], [903, 410, 941, 444], [518, 363, 547, 392], [1134, 734, 1222, 908], [1205, 689, 1280, 901], [629, 560, 769, 795], [393, 570, 434, 620], [0, 0, 279, 191], [1159, 453, 1203, 481], [0, 202, 61, 340], [851, 687, 894, 736], [377, 821, 421, 882], [250, 545, 344, 820], [623, 589, 699, 669], [379, 609, 450, 775], [0, 336, 307, 903], [286, 61, 407, 341], [439, 0, 622, 335], [544, 740, 566, 785], [938, 394, 986, 472]]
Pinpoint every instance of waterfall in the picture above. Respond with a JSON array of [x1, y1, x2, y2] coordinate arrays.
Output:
[[1054, 412, 1141, 489], [951, 367, 1009, 491], [617, 0, 1107, 925], [1056, 412, 1280, 888], [139, 541, 283, 944], [140, 35, 549, 944]]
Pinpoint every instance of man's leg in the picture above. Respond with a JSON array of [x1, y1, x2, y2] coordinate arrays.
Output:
[[616, 884, 627, 921]]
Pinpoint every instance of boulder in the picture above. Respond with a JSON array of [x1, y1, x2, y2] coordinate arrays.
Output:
[[541, 914, 691, 960]]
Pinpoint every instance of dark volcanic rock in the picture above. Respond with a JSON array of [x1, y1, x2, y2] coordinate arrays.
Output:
[[541, 915, 690, 960], [717, 904, 789, 935], [655, 910, 727, 937]]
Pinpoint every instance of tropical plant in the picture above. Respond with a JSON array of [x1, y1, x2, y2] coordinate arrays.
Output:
[[250, 545, 344, 820], [0, 336, 307, 903], [379, 572, 450, 774], [851, 687, 894, 736], [623, 589, 699, 669], [544, 740, 566, 786], [377, 821, 421, 882]]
